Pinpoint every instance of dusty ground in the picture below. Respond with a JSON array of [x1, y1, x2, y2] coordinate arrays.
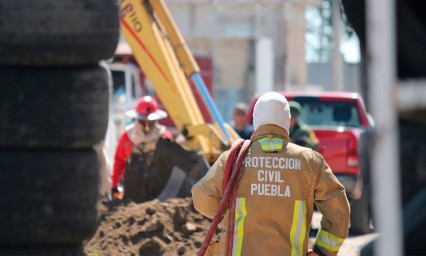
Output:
[[84, 199, 377, 256], [83, 198, 219, 256]]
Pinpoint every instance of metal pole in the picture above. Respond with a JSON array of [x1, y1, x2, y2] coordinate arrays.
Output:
[[332, 0, 343, 91], [367, 0, 403, 255]]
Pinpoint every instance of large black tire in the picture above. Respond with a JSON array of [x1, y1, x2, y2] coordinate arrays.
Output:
[[0, 0, 119, 66], [0, 244, 83, 256], [342, 0, 426, 79], [350, 187, 371, 235], [350, 129, 373, 235], [0, 65, 110, 149], [399, 121, 426, 254], [0, 149, 99, 244]]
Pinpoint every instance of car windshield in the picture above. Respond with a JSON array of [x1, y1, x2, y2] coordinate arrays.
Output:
[[292, 97, 361, 127]]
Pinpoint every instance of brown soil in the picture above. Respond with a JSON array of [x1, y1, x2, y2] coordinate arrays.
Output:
[[84, 198, 220, 256]]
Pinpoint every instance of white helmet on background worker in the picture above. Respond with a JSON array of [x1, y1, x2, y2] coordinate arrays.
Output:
[[253, 92, 291, 132]]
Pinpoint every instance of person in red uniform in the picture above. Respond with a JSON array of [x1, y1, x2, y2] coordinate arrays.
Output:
[[111, 96, 172, 199]]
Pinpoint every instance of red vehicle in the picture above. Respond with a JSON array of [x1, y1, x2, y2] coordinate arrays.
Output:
[[247, 91, 374, 234]]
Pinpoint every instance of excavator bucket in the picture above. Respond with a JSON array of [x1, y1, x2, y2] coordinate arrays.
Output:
[[123, 137, 210, 203]]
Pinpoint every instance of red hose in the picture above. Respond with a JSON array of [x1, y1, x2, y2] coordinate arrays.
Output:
[[226, 140, 250, 255], [197, 139, 243, 256], [198, 140, 251, 256], [226, 178, 238, 255], [223, 139, 244, 192]]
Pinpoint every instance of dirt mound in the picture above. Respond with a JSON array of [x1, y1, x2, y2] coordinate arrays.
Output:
[[84, 198, 220, 256]]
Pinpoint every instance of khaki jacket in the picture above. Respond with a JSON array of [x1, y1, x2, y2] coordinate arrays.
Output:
[[192, 124, 350, 256]]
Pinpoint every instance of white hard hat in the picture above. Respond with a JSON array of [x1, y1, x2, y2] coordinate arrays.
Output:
[[253, 92, 291, 132]]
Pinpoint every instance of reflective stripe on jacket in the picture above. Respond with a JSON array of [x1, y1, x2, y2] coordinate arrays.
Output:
[[192, 124, 350, 256]]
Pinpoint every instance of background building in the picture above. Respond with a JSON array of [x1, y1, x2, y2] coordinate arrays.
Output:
[[164, 0, 361, 121]]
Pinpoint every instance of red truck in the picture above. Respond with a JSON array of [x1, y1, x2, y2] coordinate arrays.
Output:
[[247, 91, 374, 234]]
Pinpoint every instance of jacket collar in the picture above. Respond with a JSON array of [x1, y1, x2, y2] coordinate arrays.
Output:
[[251, 124, 290, 142]]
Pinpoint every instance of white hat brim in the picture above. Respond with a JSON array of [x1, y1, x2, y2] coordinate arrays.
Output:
[[125, 109, 168, 121]]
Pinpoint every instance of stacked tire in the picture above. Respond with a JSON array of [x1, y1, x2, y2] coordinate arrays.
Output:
[[0, 1, 119, 255]]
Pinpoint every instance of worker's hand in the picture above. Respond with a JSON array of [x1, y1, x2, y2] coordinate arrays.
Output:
[[111, 187, 123, 199], [306, 249, 319, 256]]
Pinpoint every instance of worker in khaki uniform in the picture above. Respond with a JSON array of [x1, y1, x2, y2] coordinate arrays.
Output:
[[289, 101, 319, 151], [192, 92, 350, 256]]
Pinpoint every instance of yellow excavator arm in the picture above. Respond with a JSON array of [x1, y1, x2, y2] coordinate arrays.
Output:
[[119, 0, 239, 163]]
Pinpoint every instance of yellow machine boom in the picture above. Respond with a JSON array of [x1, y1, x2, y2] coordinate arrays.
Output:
[[119, 0, 239, 163]]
